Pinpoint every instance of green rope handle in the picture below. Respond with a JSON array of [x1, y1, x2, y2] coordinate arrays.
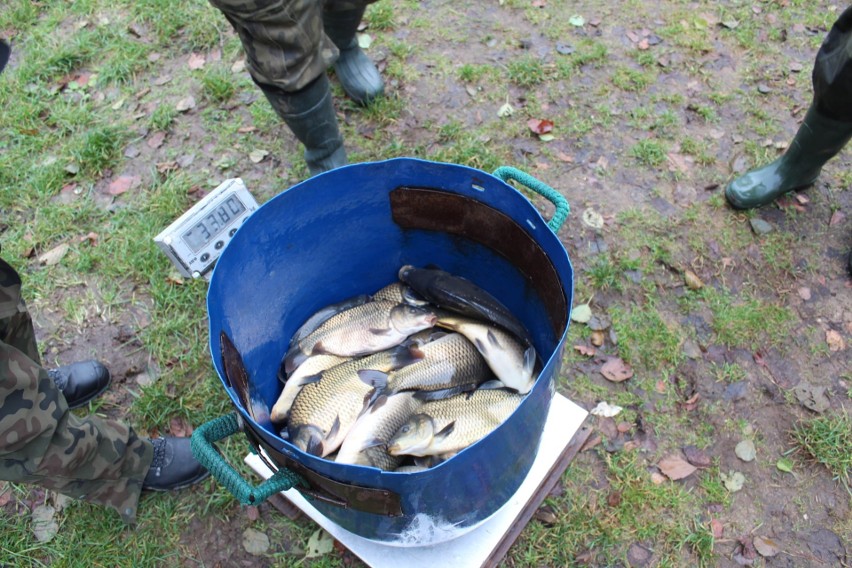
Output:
[[492, 166, 570, 233], [191, 413, 303, 505]]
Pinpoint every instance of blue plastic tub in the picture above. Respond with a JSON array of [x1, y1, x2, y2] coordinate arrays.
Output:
[[193, 158, 574, 545]]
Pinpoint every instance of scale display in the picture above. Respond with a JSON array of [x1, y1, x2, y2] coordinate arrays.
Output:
[[181, 195, 247, 253], [154, 178, 258, 280]]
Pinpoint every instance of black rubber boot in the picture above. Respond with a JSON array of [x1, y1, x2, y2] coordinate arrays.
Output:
[[48, 360, 111, 409], [323, 7, 384, 105], [259, 75, 346, 176], [726, 106, 852, 209], [143, 437, 210, 491]]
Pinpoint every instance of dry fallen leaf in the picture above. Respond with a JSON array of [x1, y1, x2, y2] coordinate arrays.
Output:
[[0, 487, 12, 507], [108, 175, 140, 195], [527, 118, 554, 135], [176, 96, 196, 112], [32, 505, 59, 543], [667, 152, 692, 174], [753, 536, 781, 557], [188, 52, 206, 70], [650, 472, 666, 485], [710, 519, 723, 539], [573, 344, 596, 356], [658, 454, 697, 480], [829, 210, 846, 226], [683, 269, 704, 290], [826, 330, 846, 352], [169, 415, 193, 437], [249, 149, 269, 163], [600, 357, 634, 383], [38, 243, 70, 266], [147, 131, 167, 149]]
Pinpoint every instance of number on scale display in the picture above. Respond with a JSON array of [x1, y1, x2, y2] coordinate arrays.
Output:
[[181, 195, 247, 252]]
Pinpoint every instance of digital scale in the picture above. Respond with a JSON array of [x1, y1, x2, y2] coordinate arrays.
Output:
[[154, 178, 258, 280]]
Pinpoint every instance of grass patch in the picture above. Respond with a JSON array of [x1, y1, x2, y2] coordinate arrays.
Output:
[[201, 66, 237, 103], [70, 125, 125, 177], [611, 302, 684, 371], [509, 451, 714, 566], [696, 288, 794, 349], [792, 411, 852, 489], [506, 56, 547, 87], [630, 139, 668, 168]]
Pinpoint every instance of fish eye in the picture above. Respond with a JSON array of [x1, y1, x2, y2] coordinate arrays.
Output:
[[400, 425, 410, 433]]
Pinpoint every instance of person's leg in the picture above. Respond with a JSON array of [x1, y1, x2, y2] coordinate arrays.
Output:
[[0, 258, 207, 522], [0, 340, 153, 523], [208, 0, 346, 175], [726, 6, 852, 210], [322, 0, 384, 104]]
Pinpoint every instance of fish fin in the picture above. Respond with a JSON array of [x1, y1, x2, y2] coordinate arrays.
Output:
[[283, 347, 308, 374], [474, 337, 488, 352], [387, 344, 424, 370], [310, 341, 330, 355], [297, 373, 322, 386], [370, 394, 389, 412], [363, 437, 386, 450], [368, 327, 394, 337], [523, 347, 536, 373], [413, 385, 469, 402], [435, 421, 455, 440], [477, 379, 506, 390], [290, 425, 323, 456], [486, 329, 502, 347], [319, 416, 341, 457], [358, 369, 389, 390]]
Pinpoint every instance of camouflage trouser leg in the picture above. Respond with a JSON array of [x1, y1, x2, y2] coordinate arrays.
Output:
[[0, 258, 153, 523], [207, 0, 377, 91]]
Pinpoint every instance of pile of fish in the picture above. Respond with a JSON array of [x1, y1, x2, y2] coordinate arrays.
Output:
[[270, 265, 539, 472]]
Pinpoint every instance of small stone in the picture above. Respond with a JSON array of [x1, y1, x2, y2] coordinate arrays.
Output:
[[735, 439, 756, 462], [590, 330, 605, 346], [627, 543, 652, 567], [757, 84, 772, 94], [682, 445, 711, 468], [749, 218, 773, 235], [588, 315, 611, 331], [242, 528, 270, 556], [684, 269, 704, 290]]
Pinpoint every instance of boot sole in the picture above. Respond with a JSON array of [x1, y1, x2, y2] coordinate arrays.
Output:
[[143, 469, 211, 492]]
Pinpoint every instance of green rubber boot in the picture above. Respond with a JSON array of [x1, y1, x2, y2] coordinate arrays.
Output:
[[323, 7, 384, 105], [726, 106, 852, 209], [259, 74, 346, 176]]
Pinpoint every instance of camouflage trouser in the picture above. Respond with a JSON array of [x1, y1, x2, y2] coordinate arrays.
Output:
[[208, 0, 378, 91], [0, 257, 153, 524]]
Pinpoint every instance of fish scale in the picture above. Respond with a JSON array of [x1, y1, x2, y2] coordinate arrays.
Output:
[[389, 388, 525, 457], [288, 346, 418, 456], [336, 392, 421, 470], [387, 332, 492, 393]]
